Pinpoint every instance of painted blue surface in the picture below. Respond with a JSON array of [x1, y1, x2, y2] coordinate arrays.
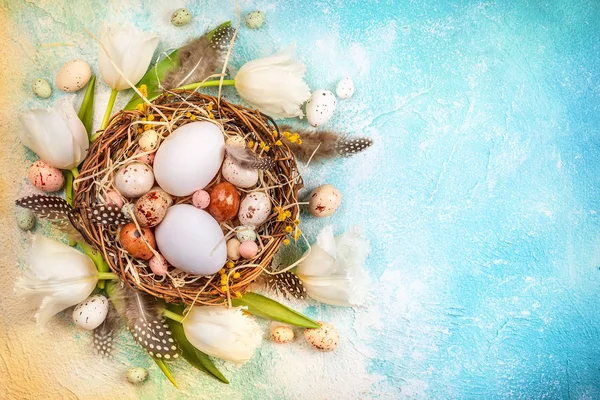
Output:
[[10, 0, 600, 398]]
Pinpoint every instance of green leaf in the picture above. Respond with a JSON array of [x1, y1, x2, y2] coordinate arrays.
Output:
[[231, 292, 320, 328], [167, 304, 229, 384], [77, 75, 96, 138], [153, 357, 179, 388]]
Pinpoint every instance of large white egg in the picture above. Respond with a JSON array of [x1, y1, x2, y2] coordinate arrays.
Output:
[[153, 122, 225, 196], [306, 89, 337, 127], [155, 204, 226, 275]]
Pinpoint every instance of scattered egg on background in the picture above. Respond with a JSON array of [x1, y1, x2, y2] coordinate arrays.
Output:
[[270, 325, 295, 343], [126, 367, 148, 384], [192, 189, 211, 209], [221, 156, 259, 188], [119, 222, 157, 260], [227, 238, 241, 261], [207, 182, 240, 222], [138, 129, 159, 152], [114, 162, 155, 198], [239, 240, 258, 259], [236, 226, 257, 243], [31, 78, 52, 98], [27, 160, 65, 192], [305, 89, 336, 127], [308, 184, 342, 217], [238, 191, 272, 227], [16, 207, 35, 231], [304, 321, 339, 352], [149, 253, 169, 276], [72, 294, 109, 330], [335, 77, 355, 99], [245, 10, 265, 29], [171, 8, 192, 27], [55, 59, 92, 92]]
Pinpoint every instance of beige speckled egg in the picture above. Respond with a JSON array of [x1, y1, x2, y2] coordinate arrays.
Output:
[[55, 59, 92, 92], [134, 189, 172, 227], [304, 321, 339, 352], [225, 136, 246, 147], [238, 191, 272, 227], [28, 160, 65, 192], [149, 253, 169, 276], [119, 223, 157, 260], [221, 156, 258, 188], [226, 238, 241, 261], [126, 367, 148, 384], [308, 184, 342, 217], [139, 129, 159, 152], [270, 326, 294, 343], [114, 162, 155, 198]]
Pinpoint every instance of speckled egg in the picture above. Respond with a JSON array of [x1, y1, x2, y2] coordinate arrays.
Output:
[[245, 10, 265, 29], [28, 160, 65, 192], [55, 59, 92, 92], [207, 182, 240, 222], [336, 77, 355, 99], [225, 136, 245, 147], [149, 253, 169, 276], [72, 294, 109, 330], [270, 325, 295, 343], [135, 150, 156, 165], [119, 222, 157, 260], [236, 226, 256, 242], [139, 129, 159, 152], [171, 8, 192, 27], [134, 189, 172, 227], [32, 78, 52, 98], [105, 190, 124, 208], [114, 162, 155, 198], [306, 89, 336, 127], [238, 191, 272, 227], [221, 156, 258, 189], [226, 238, 241, 261], [304, 321, 339, 352], [126, 367, 148, 384], [308, 184, 342, 217], [192, 189, 210, 209], [16, 208, 35, 231], [239, 240, 258, 259]]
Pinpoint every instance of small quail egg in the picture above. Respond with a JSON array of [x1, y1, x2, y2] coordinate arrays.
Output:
[[72, 294, 109, 330], [335, 77, 355, 99], [16, 208, 35, 231], [239, 241, 258, 259], [245, 11, 265, 29], [171, 8, 192, 27], [226, 238, 241, 261], [270, 325, 294, 343], [308, 184, 342, 217], [304, 321, 339, 352], [31, 78, 52, 98], [138, 129, 159, 152], [226, 136, 246, 147], [126, 367, 148, 384], [28, 160, 65, 192], [149, 253, 169, 276], [55, 59, 92, 92], [236, 226, 257, 242]]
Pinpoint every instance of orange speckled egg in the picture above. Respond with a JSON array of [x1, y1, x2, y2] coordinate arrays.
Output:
[[28, 160, 65, 192], [119, 223, 157, 260], [207, 182, 240, 222]]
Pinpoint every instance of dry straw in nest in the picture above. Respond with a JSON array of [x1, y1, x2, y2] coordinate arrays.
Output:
[[72, 91, 303, 306]]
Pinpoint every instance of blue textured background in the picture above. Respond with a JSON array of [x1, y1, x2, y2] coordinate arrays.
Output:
[[8, 0, 600, 398]]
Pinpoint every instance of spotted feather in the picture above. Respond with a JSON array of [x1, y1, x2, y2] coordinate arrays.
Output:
[[16, 195, 73, 221], [93, 302, 119, 358], [335, 137, 373, 157], [266, 271, 307, 300], [87, 204, 131, 226]]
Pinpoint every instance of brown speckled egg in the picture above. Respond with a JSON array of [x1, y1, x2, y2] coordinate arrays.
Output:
[[119, 223, 156, 260], [207, 182, 240, 222], [28, 160, 65, 192], [134, 189, 172, 227], [270, 326, 295, 343], [304, 321, 339, 352], [308, 184, 342, 217]]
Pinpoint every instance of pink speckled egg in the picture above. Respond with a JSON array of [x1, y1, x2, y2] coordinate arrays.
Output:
[[239, 240, 258, 259], [135, 150, 156, 165], [28, 160, 65, 192], [105, 190, 124, 208], [308, 184, 342, 217], [192, 190, 210, 209], [149, 254, 169, 276]]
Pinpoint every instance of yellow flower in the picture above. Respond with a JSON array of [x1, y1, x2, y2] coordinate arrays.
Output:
[[258, 141, 266, 149], [283, 239, 290, 246], [297, 139, 303, 145], [247, 140, 255, 149], [235, 291, 242, 298], [221, 275, 228, 285], [146, 114, 154, 121], [137, 128, 143, 134], [190, 115, 197, 120], [207, 103, 213, 111], [293, 218, 300, 225], [208, 112, 215, 119], [263, 145, 271, 152], [139, 84, 148, 98], [226, 261, 235, 269], [285, 226, 293, 233], [136, 104, 145, 111], [219, 268, 226, 275], [221, 286, 228, 292], [283, 131, 291, 138], [141, 117, 147, 122], [272, 130, 279, 138], [233, 272, 241, 279], [185, 112, 192, 118], [277, 213, 287, 222], [294, 229, 301, 241], [143, 124, 151, 131], [275, 140, 283, 146]]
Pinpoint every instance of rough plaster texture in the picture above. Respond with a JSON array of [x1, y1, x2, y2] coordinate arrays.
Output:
[[1, 0, 600, 399]]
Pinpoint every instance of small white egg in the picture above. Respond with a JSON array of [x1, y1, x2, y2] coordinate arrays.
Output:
[[304, 321, 339, 352], [221, 156, 258, 189], [226, 238, 241, 261], [270, 326, 294, 343], [336, 77, 355, 99], [305, 89, 336, 127], [308, 184, 342, 217], [114, 162, 155, 198], [138, 129, 159, 152], [72, 294, 109, 330], [56, 59, 92, 93], [238, 192, 272, 227], [225, 136, 246, 147], [236, 226, 257, 242], [32, 78, 52, 98], [16, 208, 35, 231], [126, 367, 148, 384]]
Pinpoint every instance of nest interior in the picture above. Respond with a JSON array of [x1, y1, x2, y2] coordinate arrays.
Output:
[[72, 91, 303, 306]]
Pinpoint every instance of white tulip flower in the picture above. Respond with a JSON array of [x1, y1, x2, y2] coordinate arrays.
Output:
[[16, 235, 99, 330], [296, 225, 370, 307], [183, 306, 262, 364], [18, 96, 89, 170]]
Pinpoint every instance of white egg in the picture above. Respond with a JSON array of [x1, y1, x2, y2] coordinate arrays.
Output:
[[238, 192, 272, 227], [226, 136, 246, 147], [126, 367, 148, 384], [153, 122, 225, 196], [56, 59, 92, 93], [305, 89, 336, 127], [72, 294, 109, 330], [236, 226, 257, 242], [336, 77, 355, 99], [138, 129, 159, 152], [221, 156, 258, 188], [154, 204, 227, 275], [114, 162, 155, 198]]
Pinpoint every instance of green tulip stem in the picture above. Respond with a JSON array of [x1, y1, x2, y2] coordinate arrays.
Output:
[[77, 240, 111, 289], [70, 167, 79, 179], [163, 309, 184, 323], [97, 88, 119, 137], [97, 272, 119, 280], [175, 79, 236, 91]]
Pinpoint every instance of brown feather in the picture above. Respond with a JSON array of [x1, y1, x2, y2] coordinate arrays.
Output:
[[93, 302, 120, 358], [225, 144, 275, 170]]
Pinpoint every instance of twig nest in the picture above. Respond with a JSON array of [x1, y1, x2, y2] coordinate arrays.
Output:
[[55, 59, 92, 92], [270, 326, 294, 343], [238, 192, 272, 227], [28, 160, 64, 192], [304, 322, 339, 352], [72, 294, 109, 330], [192, 189, 210, 209], [236, 226, 256, 242], [171, 8, 192, 27], [226, 238, 241, 261], [32, 78, 52, 98], [207, 182, 240, 222], [114, 162, 155, 198], [16, 208, 35, 231], [309, 184, 341, 217], [245, 10, 265, 29], [239, 241, 258, 259], [119, 223, 157, 260], [336, 77, 355, 99], [126, 367, 148, 384], [134, 189, 172, 227], [149, 253, 169, 276]]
